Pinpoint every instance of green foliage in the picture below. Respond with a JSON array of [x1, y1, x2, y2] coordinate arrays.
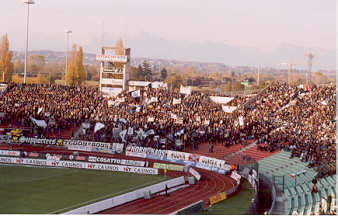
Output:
[[196, 180, 255, 215], [136, 65, 145, 80], [160, 67, 168, 80], [142, 61, 152, 81]]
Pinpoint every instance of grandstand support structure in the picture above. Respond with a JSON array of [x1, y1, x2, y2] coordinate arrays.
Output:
[[97, 46, 131, 96]]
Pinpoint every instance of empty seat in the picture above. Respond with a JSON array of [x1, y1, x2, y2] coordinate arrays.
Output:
[[306, 193, 313, 204], [313, 192, 320, 202], [285, 197, 292, 215], [289, 187, 298, 196], [300, 193, 306, 207], [292, 196, 299, 210], [298, 205, 305, 215]]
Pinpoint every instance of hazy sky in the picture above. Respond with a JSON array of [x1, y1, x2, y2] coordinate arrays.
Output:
[[0, 0, 335, 52]]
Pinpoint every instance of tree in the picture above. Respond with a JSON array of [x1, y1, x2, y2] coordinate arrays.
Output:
[[142, 61, 152, 81], [44, 63, 63, 84], [28, 55, 45, 75], [75, 46, 86, 85], [313, 72, 328, 85], [232, 81, 244, 91], [86, 64, 99, 81], [136, 65, 144, 80], [66, 44, 77, 85], [115, 38, 124, 55], [36, 73, 49, 84], [166, 74, 185, 90], [160, 68, 167, 80], [0, 34, 13, 82], [14, 59, 24, 75]]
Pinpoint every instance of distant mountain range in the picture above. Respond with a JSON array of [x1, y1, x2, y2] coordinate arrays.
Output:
[[13, 32, 335, 71], [83, 32, 335, 70]]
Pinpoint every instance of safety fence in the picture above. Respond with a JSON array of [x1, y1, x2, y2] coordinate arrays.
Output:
[[64, 176, 186, 214]]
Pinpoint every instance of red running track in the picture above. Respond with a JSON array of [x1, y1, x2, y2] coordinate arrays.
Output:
[[98, 168, 237, 214]]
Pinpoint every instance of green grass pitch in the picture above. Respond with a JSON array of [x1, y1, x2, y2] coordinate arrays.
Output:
[[0, 164, 168, 214]]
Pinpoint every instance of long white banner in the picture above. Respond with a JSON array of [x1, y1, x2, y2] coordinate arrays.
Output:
[[88, 156, 145, 167], [126, 146, 167, 159], [0, 157, 157, 175], [125, 145, 232, 172]]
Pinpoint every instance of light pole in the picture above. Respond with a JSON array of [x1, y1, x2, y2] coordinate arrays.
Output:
[[24, 0, 35, 84], [64, 30, 72, 85]]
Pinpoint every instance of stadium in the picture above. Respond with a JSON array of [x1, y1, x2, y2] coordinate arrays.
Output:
[[0, 1, 336, 215], [0, 72, 336, 215]]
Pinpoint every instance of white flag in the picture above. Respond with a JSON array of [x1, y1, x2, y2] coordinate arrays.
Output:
[[30, 117, 47, 128], [173, 98, 181, 105], [222, 106, 237, 113], [120, 129, 127, 142], [204, 119, 210, 125], [82, 122, 90, 129], [127, 127, 134, 135], [94, 122, 105, 133], [239, 116, 244, 126], [38, 107, 43, 114], [131, 90, 141, 98], [171, 113, 178, 120], [148, 97, 158, 104], [180, 85, 191, 95]]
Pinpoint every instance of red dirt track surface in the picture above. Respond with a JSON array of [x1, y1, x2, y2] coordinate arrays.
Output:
[[98, 168, 236, 214]]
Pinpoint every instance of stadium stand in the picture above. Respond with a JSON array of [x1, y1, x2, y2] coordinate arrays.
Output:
[[259, 151, 336, 215], [0, 81, 336, 215]]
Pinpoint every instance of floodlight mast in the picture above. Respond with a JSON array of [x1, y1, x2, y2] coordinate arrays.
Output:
[[64, 30, 72, 85], [23, 0, 35, 84]]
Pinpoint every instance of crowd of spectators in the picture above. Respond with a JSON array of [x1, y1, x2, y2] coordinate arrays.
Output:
[[0, 81, 336, 177]]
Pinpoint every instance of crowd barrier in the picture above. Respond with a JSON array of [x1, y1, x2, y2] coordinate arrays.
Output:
[[64, 176, 186, 214]]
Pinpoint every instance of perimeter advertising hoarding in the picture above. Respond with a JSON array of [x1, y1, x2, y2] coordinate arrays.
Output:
[[0, 157, 158, 175]]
